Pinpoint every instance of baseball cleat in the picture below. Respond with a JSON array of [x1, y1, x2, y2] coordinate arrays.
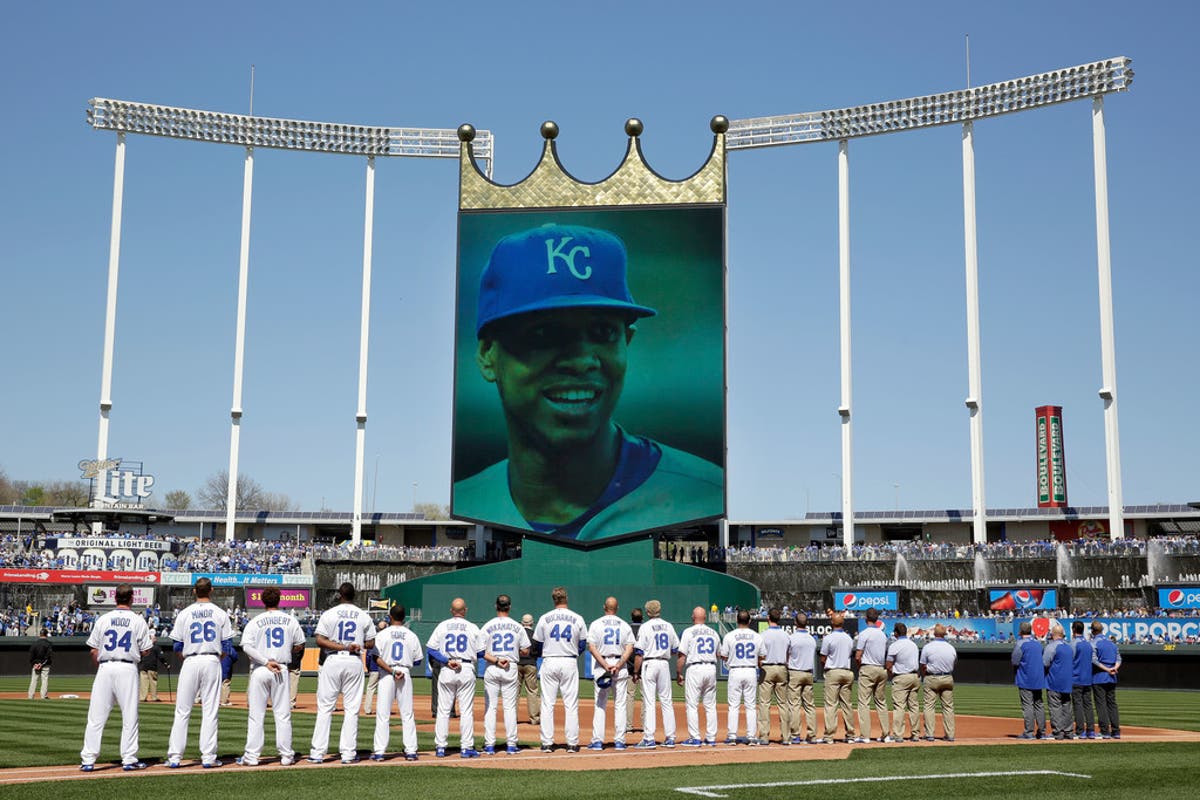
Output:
[[705, 739, 718, 747], [79, 764, 94, 772], [340, 756, 359, 764], [461, 749, 480, 759], [483, 745, 495, 755], [923, 736, 937, 742], [663, 738, 676, 748], [369, 754, 386, 762], [1017, 732, 1035, 740], [123, 762, 148, 771], [881, 736, 896, 743], [234, 757, 255, 767], [506, 744, 520, 754], [280, 757, 295, 766], [587, 741, 604, 751], [202, 760, 223, 769], [435, 747, 447, 758], [166, 758, 183, 768], [1112, 732, 1122, 739], [540, 744, 555, 753], [633, 739, 656, 749], [405, 753, 419, 761], [747, 738, 759, 747], [791, 736, 805, 745], [306, 756, 325, 763], [681, 738, 703, 747], [852, 737, 868, 744], [945, 736, 956, 742], [723, 736, 738, 745], [613, 741, 627, 751], [566, 745, 580, 753]]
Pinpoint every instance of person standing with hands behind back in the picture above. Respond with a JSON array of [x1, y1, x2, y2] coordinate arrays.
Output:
[[307, 582, 376, 764]]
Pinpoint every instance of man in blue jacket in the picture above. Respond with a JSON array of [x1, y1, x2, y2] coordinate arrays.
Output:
[[1090, 621, 1121, 739], [1070, 620, 1095, 738], [1042, 623, 1074, 740], [1011, 621, 1046, 739]]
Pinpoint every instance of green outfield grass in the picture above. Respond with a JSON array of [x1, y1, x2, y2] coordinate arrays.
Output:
[[0, 743, 1198, 800]]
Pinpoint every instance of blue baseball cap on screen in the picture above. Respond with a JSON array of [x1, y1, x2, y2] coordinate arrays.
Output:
[[475, 223, 657, 337]]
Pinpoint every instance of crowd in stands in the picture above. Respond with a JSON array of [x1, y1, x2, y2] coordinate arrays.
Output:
[[725, 535, 1199, 563], [313, 543, 469, 563]]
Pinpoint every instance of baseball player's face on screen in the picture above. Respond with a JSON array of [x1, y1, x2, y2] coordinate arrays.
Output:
[[478, 308, 634, 453]]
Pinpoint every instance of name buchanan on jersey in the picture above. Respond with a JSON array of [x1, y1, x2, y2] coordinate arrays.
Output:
[[541, 612, 578, 625]]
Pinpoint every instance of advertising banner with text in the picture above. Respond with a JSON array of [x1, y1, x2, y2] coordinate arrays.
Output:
[[161, 572, 312, 588], [832, 589, 900, 612], [87, 585, 157, 607], [245, 587, 313, 608], [0, 569, 160, 585]]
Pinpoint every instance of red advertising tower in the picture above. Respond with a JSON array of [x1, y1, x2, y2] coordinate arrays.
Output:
[[1035, 405, 1068, 508]]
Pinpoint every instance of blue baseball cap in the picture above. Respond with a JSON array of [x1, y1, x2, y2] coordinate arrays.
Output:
[[475, 223, 657, 337]]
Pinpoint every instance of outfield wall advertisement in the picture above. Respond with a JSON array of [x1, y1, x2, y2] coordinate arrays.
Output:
[[0, 569, 160, 584], [832, 589, 900, 611], [1158, 587, 1200, 609], [160, 572, 312, 587]]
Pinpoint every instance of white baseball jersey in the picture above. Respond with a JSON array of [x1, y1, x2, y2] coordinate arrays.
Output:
[[635, 617, 679, 659], [241, 611, 305, 667], [479, 616, 530, 663], [587, 614, 634, 671], [677, 623, 720, 665], [534, 608, 587, 658], [314, 603, 376, 651], [374, 625, 423, 672], [720, 627, 763, 668], [427, 616, 483, 662], [88, 608, 153, 663], [170, 601, 233, 656]]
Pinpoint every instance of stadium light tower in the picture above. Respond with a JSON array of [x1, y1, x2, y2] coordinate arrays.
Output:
[[87, 99, 494, 543], [727, 57, 1133, 547]]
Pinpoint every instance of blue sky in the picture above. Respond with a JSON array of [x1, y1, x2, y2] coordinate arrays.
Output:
[[1, 2, 1196, 518]]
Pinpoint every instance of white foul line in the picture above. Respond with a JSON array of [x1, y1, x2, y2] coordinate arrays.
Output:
[[674, 770, 1093, 798]]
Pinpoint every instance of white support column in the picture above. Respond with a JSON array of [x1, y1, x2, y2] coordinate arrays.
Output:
[[351, 157, 376, 546], [95, 133, 126, 484], [962, 121, 988, 545], [837, 140, 855, 550], [1092, 97, 1124, 539], [225, 147, 255, 542]]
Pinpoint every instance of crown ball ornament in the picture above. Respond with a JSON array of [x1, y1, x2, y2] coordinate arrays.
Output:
[[710, 115, 729, 134], [457, 123, 475, 143], [540, 121, 559, 140], [625, 118, 644, 137]]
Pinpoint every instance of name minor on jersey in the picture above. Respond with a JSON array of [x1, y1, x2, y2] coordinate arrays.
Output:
[[192, 608, 213, 619]]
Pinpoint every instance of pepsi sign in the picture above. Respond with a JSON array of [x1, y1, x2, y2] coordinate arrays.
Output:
[[833, 590, 899, 611], [1158, 587, 1200, 610]]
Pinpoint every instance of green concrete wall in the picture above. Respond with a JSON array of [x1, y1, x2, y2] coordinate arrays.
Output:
[[382, 537, 759, 628]]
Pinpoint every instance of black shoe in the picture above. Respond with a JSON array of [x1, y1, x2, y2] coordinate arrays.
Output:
[[541, 745, 554, 753], [566, 745, 580, 753]]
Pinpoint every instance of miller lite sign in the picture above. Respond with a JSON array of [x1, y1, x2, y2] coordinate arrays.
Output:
[[1034, 406, 1068, 508], [79, 458, 155, 507]]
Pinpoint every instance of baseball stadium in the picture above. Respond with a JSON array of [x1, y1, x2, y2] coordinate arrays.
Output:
[[3, 4, 1199, 799]]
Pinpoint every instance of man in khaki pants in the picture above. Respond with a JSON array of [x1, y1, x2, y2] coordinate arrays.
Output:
[[919, 624, 958, 741], [517, 614, 541, 725], [818, 613, 857, 743], [884, 622, 919, 741], [756, 608, 791, 744], [785, 613, 817, 743], [854, 607, 889, 742]]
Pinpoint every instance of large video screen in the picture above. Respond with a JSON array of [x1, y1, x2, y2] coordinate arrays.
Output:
[[451, 206, 726, 543]]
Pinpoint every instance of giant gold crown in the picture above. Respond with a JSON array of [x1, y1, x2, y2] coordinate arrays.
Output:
[[458, 117, 727, 210]]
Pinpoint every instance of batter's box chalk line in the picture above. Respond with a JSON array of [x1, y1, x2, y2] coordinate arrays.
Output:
[[674, 770, 1093, 798]]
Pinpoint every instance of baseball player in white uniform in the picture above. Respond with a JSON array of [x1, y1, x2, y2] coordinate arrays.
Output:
[[586, 596, 634, 750], [370, 604, 424, 761], [479, 594, 531, 754], [167, 577, 234, 768], [676, 606, 720, 747], [80, 584, 154, 771], [236, 586, 306, 766], [427, 597, 484, 758], [533, 586, 587, 752], [720, 610, 763, 745], [308, 582, 376, 764], [634, 599, 679, 748]]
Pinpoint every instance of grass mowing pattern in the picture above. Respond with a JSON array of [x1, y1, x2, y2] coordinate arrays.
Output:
[[0, 743, 1198, 800]]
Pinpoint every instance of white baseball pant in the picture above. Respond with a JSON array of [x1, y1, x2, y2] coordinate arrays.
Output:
[[726, 667, 758, 740], [640, 659, 676, 742], [684, 663, 718, 742], [435, 663, 477, 750], [168, 654, 222, 764], [310, 654, 365, 761], [373, 669, 417, 756], [242, 665, 293, 764], [592, 664, 629, 745], [81, 662, 141, 766], [539, 657, 580, 747], [483, 662, 520, 747]]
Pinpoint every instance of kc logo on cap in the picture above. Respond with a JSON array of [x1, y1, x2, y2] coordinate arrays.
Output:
[[476, 223, 656, 337]]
